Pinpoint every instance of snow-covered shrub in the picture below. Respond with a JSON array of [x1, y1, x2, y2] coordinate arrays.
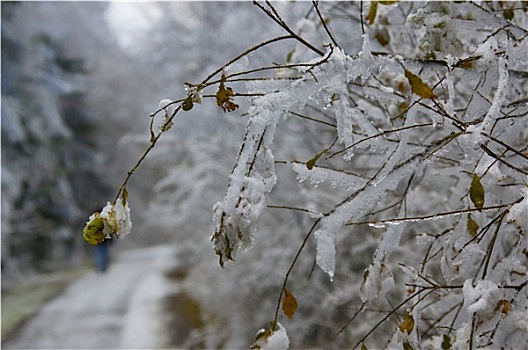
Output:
[[91, 1, 527, 348]]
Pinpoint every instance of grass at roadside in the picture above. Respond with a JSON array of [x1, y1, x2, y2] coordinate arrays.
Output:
[[1, 267, 88, 341]]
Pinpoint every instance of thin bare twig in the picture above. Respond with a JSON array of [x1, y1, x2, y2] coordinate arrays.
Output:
[[198, 34, 295, 87], [351, 288, 435, 349], [290, 111, 337, 128], [345, 199, 522, 227], [482, 132, 528, 160], [336, 302, 366, 335], [480, 144, 528, 175], [326, 123, 434, 160], [481, 211, 508, 280], [114, 105, 182, 204], [272, 218, 321, 329], [312, 1, 339, 48], [253, 1, 325, 56]]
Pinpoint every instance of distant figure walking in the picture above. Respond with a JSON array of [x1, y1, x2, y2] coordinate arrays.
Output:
[[93, 239, 111, 273]]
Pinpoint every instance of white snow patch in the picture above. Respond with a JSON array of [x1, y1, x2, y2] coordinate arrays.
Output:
[[252, 323, 289, 350], [507, 196, 527, 231], [462, 279, 503, 317]]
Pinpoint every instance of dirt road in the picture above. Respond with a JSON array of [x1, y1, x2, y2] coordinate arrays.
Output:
[[3, 245, 183, 349]]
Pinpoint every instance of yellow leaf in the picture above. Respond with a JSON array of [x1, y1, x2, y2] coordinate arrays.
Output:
[[306, 148, 328, 170], [441, 334, 452, 350], [286, 49, 295, 63], [282, 288, 298, 319], [495, 299, 513, 315], [470, 173, 485, 209], [398, 310, 415, 334], [83, 216, 106, 246], [361, 268, 370, 289], [375, 27, 390, 46], [467, 214, 479, 237], [361, 343, 368, 350], [456, 56, 480, 69], [366, 1, 378, 25], [503, 8, 514, 20], [403, 340, 414, 350], [404, 69, 437, 99], [122, 187, 128, 206], [216, 74, 239, 113]]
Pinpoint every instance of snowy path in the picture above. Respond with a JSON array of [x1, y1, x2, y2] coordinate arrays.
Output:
[[3, 245, 182, 350]]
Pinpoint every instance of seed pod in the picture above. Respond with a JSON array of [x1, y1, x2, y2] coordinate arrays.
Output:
[[182, 96, 194, 111]]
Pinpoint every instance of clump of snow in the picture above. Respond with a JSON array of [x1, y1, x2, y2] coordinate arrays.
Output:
[[481, 55, 509, 135], [420, 334, 447, 350], [452, 243, 485, 267], [507, 35, 528, 71], [292, 162, 366, 190], [158, 98, 172, 110], [224, 56, 249, 77], [440, 239, 460, 284], [507, 196, 527, 231], [471, 37, 499, 72], [360, 261, 395, 302], [247, 78, 294, 95], [463, 279, 503, 318], [158, 98, 175, 132], [399, 264, 419, 281], [314, 226, 338, 281], [251, 323, 289, 350], [408, 2, 464, 57], [211, 127, 277, 266], [416, 232, 434, 246], [101, 199, 133, 238], [491, 308, 528, 346], [452, 322, 471, 350], [374, 223, 406, 264]]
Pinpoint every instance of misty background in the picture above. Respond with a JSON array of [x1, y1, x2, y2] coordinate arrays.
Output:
[[2, 1, 280, 278], [2, 2, 329, 347]]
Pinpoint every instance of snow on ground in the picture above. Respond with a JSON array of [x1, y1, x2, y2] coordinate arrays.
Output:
[[3, 245, 182, 349]]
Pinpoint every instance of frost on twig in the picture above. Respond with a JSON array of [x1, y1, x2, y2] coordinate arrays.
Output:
[[158, 99, 175, 132]]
